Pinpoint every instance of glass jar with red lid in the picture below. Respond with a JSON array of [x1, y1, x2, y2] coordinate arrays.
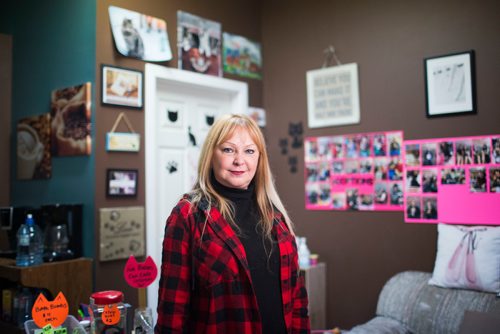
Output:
[[89, 290, 127, 334]]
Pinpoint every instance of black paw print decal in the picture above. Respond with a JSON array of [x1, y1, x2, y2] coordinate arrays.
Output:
[[279, 138, 288, 155], [166, 161, 178, 173], [278, 121, 303, 174]]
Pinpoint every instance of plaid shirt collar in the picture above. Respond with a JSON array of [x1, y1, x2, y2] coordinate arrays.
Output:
[[196, 197, 292, 283]]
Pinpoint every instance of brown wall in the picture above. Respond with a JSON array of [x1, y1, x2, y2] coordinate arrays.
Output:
[[262, 0, 500, 329], [95, 0, 500, 328], [95, 0, 262, 309], [0, 34, 12, 206]]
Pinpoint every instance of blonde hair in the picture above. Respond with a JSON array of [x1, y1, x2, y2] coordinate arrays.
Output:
[[190, 113, 294, 239]]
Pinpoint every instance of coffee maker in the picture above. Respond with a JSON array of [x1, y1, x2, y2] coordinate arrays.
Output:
[[40, 204, 83, 260]]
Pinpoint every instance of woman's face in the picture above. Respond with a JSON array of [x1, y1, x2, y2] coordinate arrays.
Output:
[[212, 128, 259, 189]]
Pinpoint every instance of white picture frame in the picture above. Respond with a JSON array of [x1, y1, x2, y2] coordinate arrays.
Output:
[[424, 50, 476, 117], [306, 63, 360, 128]]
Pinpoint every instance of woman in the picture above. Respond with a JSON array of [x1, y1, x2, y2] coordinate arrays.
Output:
[[155, 114, 310, 334], [423, 199, 437, 219]]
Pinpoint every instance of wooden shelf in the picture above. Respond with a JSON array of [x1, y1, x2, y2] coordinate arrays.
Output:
[[0, 257, 93, 316]]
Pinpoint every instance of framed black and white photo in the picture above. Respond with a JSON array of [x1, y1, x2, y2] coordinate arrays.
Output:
[[106, 168, 138, 197], [424, 50, 476, 118], [101, 64, 144, 109]]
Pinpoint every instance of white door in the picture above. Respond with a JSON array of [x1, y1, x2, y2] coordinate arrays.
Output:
[[145, 64, 248, 317]]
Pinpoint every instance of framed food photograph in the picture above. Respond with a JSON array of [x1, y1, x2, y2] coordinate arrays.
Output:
[[106, 168, 138, 197], [101, 64, 144, 109], [424, 50, 476, 118]]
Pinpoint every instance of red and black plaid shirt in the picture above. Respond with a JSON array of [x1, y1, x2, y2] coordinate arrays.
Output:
[[155, 196, 310, 333]]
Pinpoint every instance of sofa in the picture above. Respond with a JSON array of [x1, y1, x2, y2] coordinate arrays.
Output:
[[344, 271, 500, 334]]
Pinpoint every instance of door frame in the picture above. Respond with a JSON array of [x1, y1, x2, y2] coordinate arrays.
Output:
[[144, 64, 248, 311]]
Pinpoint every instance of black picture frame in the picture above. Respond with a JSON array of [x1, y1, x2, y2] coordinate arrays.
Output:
[[106, 168, 138, 197], [424, 50, 476, 118], [101, 64, 144, 109]]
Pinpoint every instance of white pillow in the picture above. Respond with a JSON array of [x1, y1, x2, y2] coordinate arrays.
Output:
[[429, 224, 500, 293]]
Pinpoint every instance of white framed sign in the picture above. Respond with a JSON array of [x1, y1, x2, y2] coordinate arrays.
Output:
[[306, 63, 360, 128]]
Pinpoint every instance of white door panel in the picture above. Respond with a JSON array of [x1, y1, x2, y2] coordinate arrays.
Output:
[[145, 64, 248, 320]]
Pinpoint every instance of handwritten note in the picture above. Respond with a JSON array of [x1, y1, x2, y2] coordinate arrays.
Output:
[[32, 292, 69, 328], [124, 255, 158, 288], [102, 304, 120, 325]]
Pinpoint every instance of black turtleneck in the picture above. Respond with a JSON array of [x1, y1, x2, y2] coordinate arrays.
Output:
[[211, 175, 286, 334]]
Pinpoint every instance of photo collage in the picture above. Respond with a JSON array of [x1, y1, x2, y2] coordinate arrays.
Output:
[[304, 131, 404, 211], [404, 135, 500, 225]]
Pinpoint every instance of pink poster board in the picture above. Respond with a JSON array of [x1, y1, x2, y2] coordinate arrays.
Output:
[[404, 134, 500, 225], [304, 131, 404, 211]]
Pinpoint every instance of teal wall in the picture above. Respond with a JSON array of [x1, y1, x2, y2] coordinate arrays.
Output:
[[2, 1, 96, 257]]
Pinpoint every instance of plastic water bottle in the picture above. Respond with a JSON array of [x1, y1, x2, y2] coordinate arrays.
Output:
[[298, 237, 311, 269], [16, 214, 43, 266]]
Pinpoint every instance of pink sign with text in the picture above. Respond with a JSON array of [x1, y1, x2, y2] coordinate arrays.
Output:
[[124, 255, 158, 288], [404, 134, 500, 225], [305, 131, 404, 211]]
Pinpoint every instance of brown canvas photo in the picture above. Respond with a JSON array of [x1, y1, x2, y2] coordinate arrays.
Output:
[[17, 113, 52, 180], [51, 82, 92, 156]]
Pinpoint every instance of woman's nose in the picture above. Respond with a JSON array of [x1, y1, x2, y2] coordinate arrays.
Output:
[[233, 153, 243, 165]]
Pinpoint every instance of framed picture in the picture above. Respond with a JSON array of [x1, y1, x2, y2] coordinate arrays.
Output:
[[306, 63, 360, 128], [424, 50, 476, 117], [106, 168, 138, 197], [108, 6, 172, 62], [51, 82, 92, 156], [223, 32, 262, 79], [177, 11, 222, 77], [101, 64, 143, 109]]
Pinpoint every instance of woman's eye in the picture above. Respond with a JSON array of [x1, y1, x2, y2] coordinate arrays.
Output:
[[222, 147, 233, 153], [246, 149, 255, 154]]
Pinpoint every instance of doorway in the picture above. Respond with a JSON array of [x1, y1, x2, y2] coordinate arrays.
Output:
[[144, 64, 248, 314]]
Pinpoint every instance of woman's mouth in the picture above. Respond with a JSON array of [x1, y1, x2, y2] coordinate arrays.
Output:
[[230, 171, 245, 176]]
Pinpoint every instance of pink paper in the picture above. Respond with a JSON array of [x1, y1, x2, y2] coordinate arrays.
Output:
[[404, 134, 500, 225], [124, 255, 158, 288], [305, 131, 404, 211]]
